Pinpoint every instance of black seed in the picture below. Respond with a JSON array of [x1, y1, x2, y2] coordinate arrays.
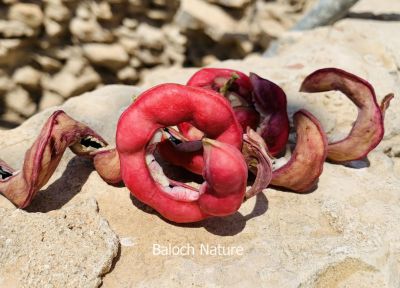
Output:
[[163, 128, 182, 145], [0, 166, 12, 179], [169, 135, 182, 145], [80, 137, 103, 149]]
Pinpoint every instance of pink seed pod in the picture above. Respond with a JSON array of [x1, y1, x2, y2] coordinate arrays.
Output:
[[187, 68, 253, 103], [300, 68, 393, 162], [0, 111, 108, 208], [184, 68, 260, 134], [116, 83, 246, 223], [198, 139, 248, 217], [242, 128, 273, 199], [234, 107, 261, 131], [93, 148, 122, 184], [271, 110, 328, 192], [249, 73, 290, 157]]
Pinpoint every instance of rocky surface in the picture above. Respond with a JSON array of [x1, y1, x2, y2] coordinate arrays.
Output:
[[0, 199, 119, 288], [0, 0, 313, 128], [1, 16, 400, 288]]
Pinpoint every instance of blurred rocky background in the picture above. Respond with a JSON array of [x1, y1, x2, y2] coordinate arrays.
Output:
[[0, 0, 317, 128]]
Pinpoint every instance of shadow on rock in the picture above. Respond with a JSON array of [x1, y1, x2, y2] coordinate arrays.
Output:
[[27, 156, 93, 213], [130, 192, 269, 236]]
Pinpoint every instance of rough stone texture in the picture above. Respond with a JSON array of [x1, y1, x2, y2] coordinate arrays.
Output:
[[13, 66, 42, 91], [0, 199, 119, 288], [1, 17, 400, 288], [83, 44, 129, 70], [175, 0, 238, 41], [0, 0, 312, 127], [8, 3, 43, 29], [351, 0, 400, 14]]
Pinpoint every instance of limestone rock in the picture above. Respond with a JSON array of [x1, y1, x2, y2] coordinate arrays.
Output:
[[44, 1, 71, 22], [0, 72, 14, 95], [135, 23, 165, 51], [117, 66, 138, 83], [70, 18, 114, 43], [44, 18, 65, 38], [119, 37, 139, 55], [0, 199, 119, 288], [8, 3, 44, 29], [33, 54, 62, 72], [46, 66, 101, 98], [0, 39, 29, 67], [83, 43, 129, 70], [4, 87, 36, 117], [351, 0, 400, 14], [13, 66, 42, 91], [0, 0, 316, 119], [175, 0, 237, 41], [0, 20, 35, 38], [91, 1, 113, 20], [38, 91, 65, 111]]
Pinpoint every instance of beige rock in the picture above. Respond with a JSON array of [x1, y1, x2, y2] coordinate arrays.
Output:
[[0, 110, 25, 128], [136, 49, 163, 66], [129, 57, 142, 68], [117, 66, 138, 83], [70, 18, 114, 43], [33, 54, 62, 72], [122, 18, 138, 30], [162, 24, 186, 47], [0, 199, 119, 288], [38, 91, 65, 111], [44, 1, 71, 22], [44, 57, 101, 99], [76, 3, 92, 20], [250, 2, 298, 40], [119, 37, 139, 55], [351, 0, 400, 14], [0, 39, 29, 67], [0, 20, 35, 38], [44, 18, 64, 38], [91, 1, 113, 20], [63, 57, 89, 75], [135, 23, 165, 50], [83, 43, 129, 70], [0, 72, 14, 95], [175, 0, 237, 41], [8, 3, 44, 28], [46, 66, 101, 98], [147, 9, 171, 21], [13, 66, 42, 91], [5, 87, 36, 117]]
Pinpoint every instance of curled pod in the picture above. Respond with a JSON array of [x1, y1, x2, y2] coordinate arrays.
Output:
[[0, 111, 109, 208], [117, 84, 246, 223], [93, 148, 122, 184], [271, 110, 328, 192], [249, 73, 290, 157], [185, 68, 259, 134], [300, 68, 393, 162], [242, 128, 273, 199], [187, 68, 253, 103]]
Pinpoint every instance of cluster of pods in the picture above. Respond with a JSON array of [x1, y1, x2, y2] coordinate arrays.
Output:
[[0, 67, 393, 223]]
